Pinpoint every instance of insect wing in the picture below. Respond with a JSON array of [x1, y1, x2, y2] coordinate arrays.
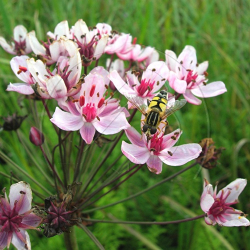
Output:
[[162, 99, 187, 119], [126, 95, 148, 114]]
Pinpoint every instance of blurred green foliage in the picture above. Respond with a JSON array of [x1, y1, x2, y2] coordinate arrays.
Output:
[[0, 0, 249, 249]]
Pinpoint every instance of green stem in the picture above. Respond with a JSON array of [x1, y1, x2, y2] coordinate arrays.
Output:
[[83, 214, 205, 225], [79, 129, 125, 195], [0, 150, 52, 195], [82, 162, 198, 213], [80, 164, 142, 209], [84, 152, 124, 196], [58, 129, 67, 188], [74, 140, 85, 182], [77, 223, 104, 250], [16, 130, 54, 186], [40, 146, 64, 188], [41, 99, 58, 133], [64, 227, 78, 250]]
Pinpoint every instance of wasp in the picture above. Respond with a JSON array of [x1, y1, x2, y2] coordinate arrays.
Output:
[[127, 90, 187, 140]]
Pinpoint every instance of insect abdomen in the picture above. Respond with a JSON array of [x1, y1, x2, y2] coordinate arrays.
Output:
[[146, 111, 160, 126]]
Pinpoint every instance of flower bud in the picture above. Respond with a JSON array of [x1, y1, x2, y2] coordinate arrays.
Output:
[[29, 127, 44, 146]]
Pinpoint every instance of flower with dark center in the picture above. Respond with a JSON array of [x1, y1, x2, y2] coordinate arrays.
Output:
[[108, 61, 169, 108], [73, 19, 108, 66], [0, 182, 42, 249], [121, 127, 201, 174], [0, 25, 33, 55], [200, 178, 250, 226], [165, 45, 227, 105], [51, 67, 130, 144]]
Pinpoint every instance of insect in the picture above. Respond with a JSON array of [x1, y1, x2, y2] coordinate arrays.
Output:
[[127, 90, 187, 140]]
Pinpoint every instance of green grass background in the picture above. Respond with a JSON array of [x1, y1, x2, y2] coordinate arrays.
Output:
[[0, 0, 250, 249]]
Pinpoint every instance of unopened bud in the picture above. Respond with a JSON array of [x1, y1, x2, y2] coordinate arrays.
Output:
[[29, 127, 44, 146]]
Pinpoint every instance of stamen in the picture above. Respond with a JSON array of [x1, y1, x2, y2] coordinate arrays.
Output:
[[18, 66, 27, 74], [90, 84, 96, 97], [79, 96, 85, 107], [98, 97, 105, 108], [132, 37, 137, 45]]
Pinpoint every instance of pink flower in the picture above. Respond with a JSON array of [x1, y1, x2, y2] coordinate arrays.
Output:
[[200, 179, 250, 227], [108, 61, 169, 107], [27, 34, 77, 65], [0, 182, 42, 249], [96, 23, 112, 36], [0, 25, 33, 55], [116, 44, 155, 62], [72, 19, 108, 65], [51, 67, 130, 144], [7, 55, 35, 95], [121, 127, 202, 174], [165, 45, 227, 105], [26, 47, 82, 104], [47, 20, 73, 40], [105, 33, 133, 55]]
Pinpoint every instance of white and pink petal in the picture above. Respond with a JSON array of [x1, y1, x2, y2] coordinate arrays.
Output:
[[169, 72, 187, 94], [9, 182, 32, 214], [159, 143, 201, 166], [12, 230, 31, 250], [51, 107, 84, 131], [79, 122, 96, 144], [108, 70, 137, 96], [183, 89, 202, 105], [7, 83, 34, 95], [125, 126, 145, 147], [196, 61, 209, 75], [46, 75, 67, 99], [121, 141, 150, 164], [218, 179, 247, 204], [13, 25, 27, 42], [0, 231, 8, 249], [93, 112, 130, 135], [142, 61, 169, 93], [191, 81, 227, 98], [0, 37, 15, 54], [165, 50, 177, 72], [161, 129, 182, 149], [220, 211, 250, 227], [146, 155, 163, 174]]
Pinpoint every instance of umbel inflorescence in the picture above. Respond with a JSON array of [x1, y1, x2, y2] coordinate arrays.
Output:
[[0, 20, 248, 249]]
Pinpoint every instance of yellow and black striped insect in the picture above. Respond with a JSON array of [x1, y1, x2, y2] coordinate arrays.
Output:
[[127, 90, 187, 140]]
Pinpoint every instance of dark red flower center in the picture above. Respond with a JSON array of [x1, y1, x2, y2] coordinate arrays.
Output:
[[13, 37, 27, 56], [136, 79, 155, 97], [0, 197, 24, 233], [183, 70, 198, 88], [149, 133, 164, 154], [82, 103, 97, 122]]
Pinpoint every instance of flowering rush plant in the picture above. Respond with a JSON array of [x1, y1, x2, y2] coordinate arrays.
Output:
[[0, 20, 248, 249]]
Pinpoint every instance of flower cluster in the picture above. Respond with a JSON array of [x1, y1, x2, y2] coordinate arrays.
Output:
[[0, 19, 248, 249]]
